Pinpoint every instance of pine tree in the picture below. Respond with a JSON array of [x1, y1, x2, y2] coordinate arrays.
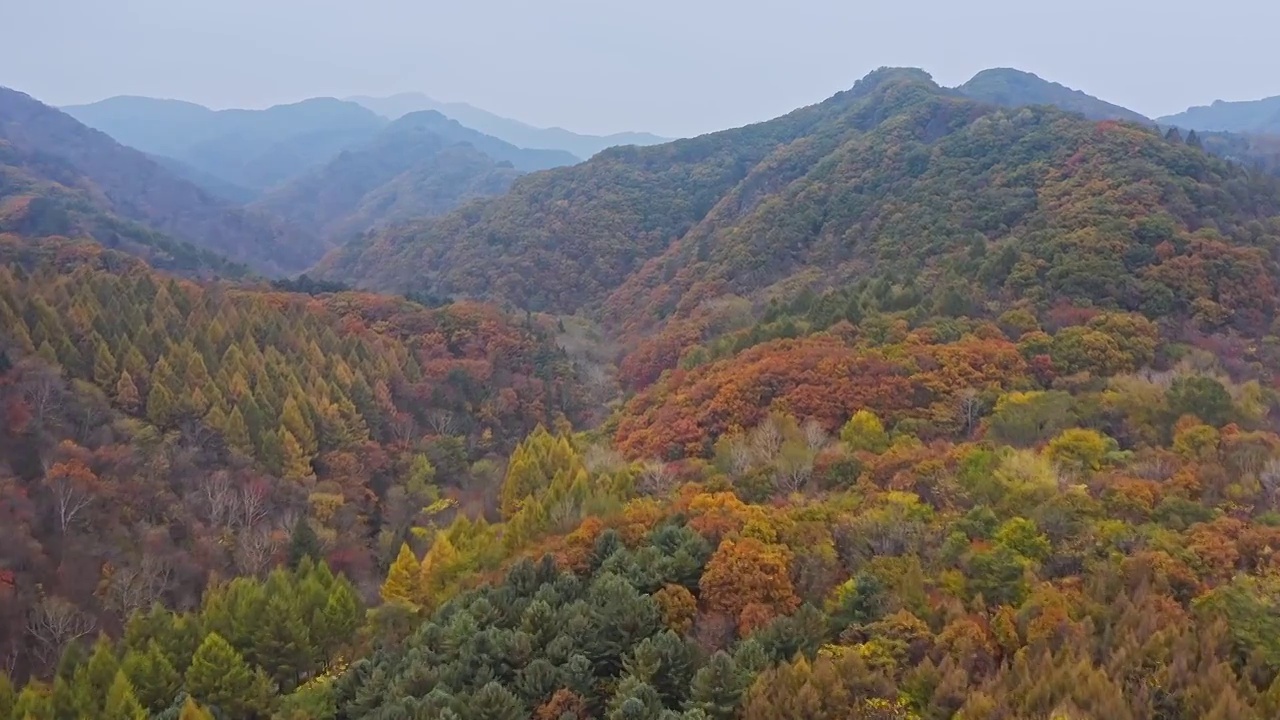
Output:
[[225, 405, 252, 453], [280, 428, 315, 481], [380, 543, 423, 606], [102, 671, 146, 720], [121, 641, 181, 712], [72, 634, 119, 718], [317, 578, 362, 660], [146, 382, 177, 428], [281, 396, 318, 455], [468, 681, 526, 720], [253, 570, 314, 691], [288, 516, 322, 568], [688, 652, 744, 720], [177, 696, 215, 720], [13, 681, 54, 720], [185, 633, 269, 720], [115, 369, 142, 413], [260, 423, 284, 474], [419, 532, 462, 604], [92, 338, 118, 387]]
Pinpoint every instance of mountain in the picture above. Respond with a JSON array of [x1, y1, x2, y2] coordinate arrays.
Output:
[[63, 95, 388, 194], [7, 67, 1280, 720], [319, 68, 1280, 403], [1, 87, 325, 275], [955, 67, 1151, 123], [349, 91, 672, 159], [1159, 95, 1280, 134], [251, 111, 535, 241]]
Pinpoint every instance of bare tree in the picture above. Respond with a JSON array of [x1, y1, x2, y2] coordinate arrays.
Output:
[[389, 412, 418, 445], [637, 461, 677, 496], [1261, 457, 1280, 510], [750, 418, 783, 463], [27, 597, 95, 667], [102, 555, 174, 618], [236, 479, 270, 530], [19, 360, 65, 430], [801, 418, 829, 452], [957, 389, 983, 437], [424, 409, 458, 436], [200, 470, 238, 528], [234, 526, 278, 576], [773, 443, 815, 494], [727, 435, 755, 476]]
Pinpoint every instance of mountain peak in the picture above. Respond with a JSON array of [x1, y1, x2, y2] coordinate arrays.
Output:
[[957, 67, 1150, 123]]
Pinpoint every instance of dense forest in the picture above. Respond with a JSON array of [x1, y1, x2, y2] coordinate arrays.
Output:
[[4, 65, 1280, 720]]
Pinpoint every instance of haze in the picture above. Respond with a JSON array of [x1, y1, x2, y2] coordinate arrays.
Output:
[[8, 0, 1280, 137]]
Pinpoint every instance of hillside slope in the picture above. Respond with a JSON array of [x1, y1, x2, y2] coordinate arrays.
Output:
[[319, 68, 1280, 339], [63, 95, 388, 194], [348, 92, 672, 158], [252, 111, 575, 240], [955, 67, 1151, 123], [1, 88, 325, 275]]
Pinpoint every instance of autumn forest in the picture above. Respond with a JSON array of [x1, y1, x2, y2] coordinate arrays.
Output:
[[2, 65, 1280, 720]]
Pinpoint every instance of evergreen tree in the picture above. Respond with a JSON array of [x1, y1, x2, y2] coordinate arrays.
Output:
[[102, 671, 146, 720], [280, 428, 315, 481], [319, 579, 363, 659], [185, 633, 269, 720], [115, 369, 142, 413], [225, 405, 252, 453], [146, 381, 177, 427], [466, 681, 525, 720], [380, 543, 423, 606], [288, 516, 322, 568], [177, 696, 215, 720], [13, 682, 54, 720], [281, 396, 318, 455], [72, 634, 120, 718], [688, 652, 744, 720], [121, 641, 181, 712]]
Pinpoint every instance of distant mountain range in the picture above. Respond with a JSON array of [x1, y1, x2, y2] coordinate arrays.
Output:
[[1159, 96, 1280, 135], [347, 92, 671, 160], [0, 87, 326, 276], [62, 96, 389, 195], [251, 111, 559, 241]]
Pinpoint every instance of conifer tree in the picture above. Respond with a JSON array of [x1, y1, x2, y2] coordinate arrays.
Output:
[[280, 428, 315, 481], [146, 382, 177, 428], [380, 543, 423, 606], [72, 635, 120, 718], [281, 396, 318, 455], [92, 338, 118, 387], [115, 369, 142, 413], [185, 633, 269, 720], [688, 652, 744, 720], [102, 670, 146, 720], [121, 641, 181, 712], [225, 404, 252, 453], [13, 682, 55, 720], [287, 516, 322, 568], [177, 696, 215, 720]]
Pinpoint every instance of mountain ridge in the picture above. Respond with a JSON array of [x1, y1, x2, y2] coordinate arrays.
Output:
[[2, 87, 327, 275]]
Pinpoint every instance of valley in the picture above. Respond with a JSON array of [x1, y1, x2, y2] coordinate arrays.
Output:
[[2, 61, 1280, 720]]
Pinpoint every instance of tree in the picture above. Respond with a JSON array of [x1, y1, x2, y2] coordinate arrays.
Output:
[[43, 449, 101, 534], [280, 428, 315, 481], [1166, 375, 1234, 427], [177, 696, 215, 720], [688, 652, 746, 720], [146, 381, 177, 427], [102, 671, 146, 720], [1045, 428, 1115, 475], [71, 634, 119, 718], [225, 406, 252, 454], [121, 642, 181, 712], [380, 543, 423, 606], [840, 410, 889, 453], [699, 538, 800, 636], [288, 516, 322, 568], [184, 633, 269, 719], [115, 369, 141, 413]]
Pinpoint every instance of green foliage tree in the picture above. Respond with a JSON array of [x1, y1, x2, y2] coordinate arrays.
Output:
[[184, 633, 270, 719], [840, 410, 890, 453]]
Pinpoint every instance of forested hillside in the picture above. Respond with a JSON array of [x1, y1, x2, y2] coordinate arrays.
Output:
[[6, 66, 1280, 720], [1159, 95, 1280, 135], [0, 88, 327, 275], [0, 246, 585, 683], [250, 111, 563, 241]]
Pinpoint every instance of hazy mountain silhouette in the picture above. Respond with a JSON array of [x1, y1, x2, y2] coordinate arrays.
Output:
[[348, 92, 671, 159]]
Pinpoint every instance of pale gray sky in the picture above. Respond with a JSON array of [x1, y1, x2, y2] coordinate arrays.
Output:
[[8, 0, 1280, 137]]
